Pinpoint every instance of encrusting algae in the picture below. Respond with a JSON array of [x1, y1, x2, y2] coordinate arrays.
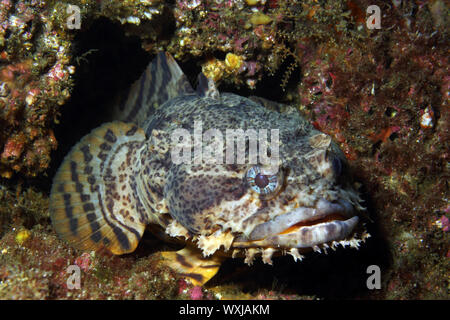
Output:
[[202, 58, 225, 82], [14, 229, 31, 245]]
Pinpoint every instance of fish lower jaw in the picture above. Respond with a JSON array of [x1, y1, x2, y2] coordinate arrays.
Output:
[[233, 216, 358, 249], [232, 227, 370, 266], [233, 197, 358, 247]]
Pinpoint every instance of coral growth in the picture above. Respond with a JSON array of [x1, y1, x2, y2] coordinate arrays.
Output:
[[0, 0, 166, 178], [0, 0, 72, 177]]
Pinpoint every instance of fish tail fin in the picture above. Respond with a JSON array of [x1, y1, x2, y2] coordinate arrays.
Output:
[[111, 52, 194, 127], [50, 121, 148, 254]]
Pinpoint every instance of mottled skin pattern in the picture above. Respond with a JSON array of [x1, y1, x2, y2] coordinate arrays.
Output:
[[135, 93, 364, 256], [50, 53, 368, 284]]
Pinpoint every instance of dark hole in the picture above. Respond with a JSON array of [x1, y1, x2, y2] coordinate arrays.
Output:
[[371, 141, 382, 155], [389, 132, 398, 141]]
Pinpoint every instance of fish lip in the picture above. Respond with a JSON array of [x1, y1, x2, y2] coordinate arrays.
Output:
[[234, 198, 358, 247], [266, 216, 359, 248]]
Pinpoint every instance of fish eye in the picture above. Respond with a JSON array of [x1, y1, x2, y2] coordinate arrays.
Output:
[[246, 166, 281, 196]]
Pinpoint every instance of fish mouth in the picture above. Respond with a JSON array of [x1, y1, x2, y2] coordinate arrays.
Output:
[[233, 199, 359, 249]]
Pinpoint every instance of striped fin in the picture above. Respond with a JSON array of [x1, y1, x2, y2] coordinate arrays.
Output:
[[160, 245, 224, 286], [248, 96, 288, 112], [50, 121, 149, 255], [111, 52, 195, 127]]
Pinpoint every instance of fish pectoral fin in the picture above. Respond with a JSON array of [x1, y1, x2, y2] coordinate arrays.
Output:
[[49, 121, 148, 255], [160, 245, 224, 286]]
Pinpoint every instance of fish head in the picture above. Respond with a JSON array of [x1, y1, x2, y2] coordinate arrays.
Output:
[[162, 110, 367, 262]]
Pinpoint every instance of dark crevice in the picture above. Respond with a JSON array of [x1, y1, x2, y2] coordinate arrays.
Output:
[[47, 17, 150, 182]]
